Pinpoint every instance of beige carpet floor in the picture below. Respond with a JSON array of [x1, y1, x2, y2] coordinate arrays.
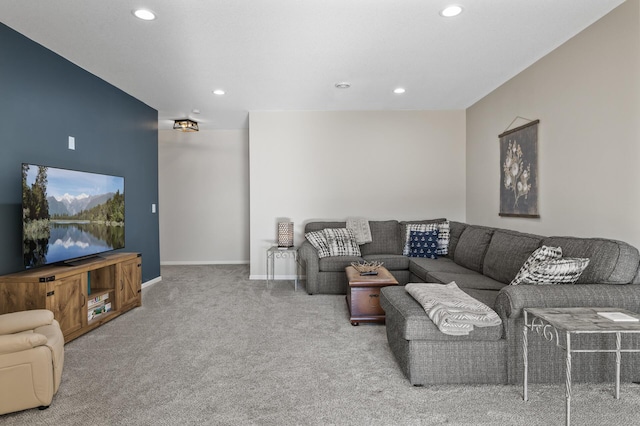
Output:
[[2, 264, 639, 425]]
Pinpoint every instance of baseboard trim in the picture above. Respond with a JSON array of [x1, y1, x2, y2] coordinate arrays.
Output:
[[142, 276, 162, 289], [249, 274, 306, 280], [161, 260, 250, 266]]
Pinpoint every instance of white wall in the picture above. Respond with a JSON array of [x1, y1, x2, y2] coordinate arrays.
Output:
[[249, 110, 466, 279], [158, 129, 250, 264], [466, 0, 640, 248]]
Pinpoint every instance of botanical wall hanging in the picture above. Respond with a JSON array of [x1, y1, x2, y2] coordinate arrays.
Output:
[[499, 119, 540, 218]]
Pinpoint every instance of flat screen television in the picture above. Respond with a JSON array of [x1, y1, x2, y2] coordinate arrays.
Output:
[[22, 163, 125, 269]]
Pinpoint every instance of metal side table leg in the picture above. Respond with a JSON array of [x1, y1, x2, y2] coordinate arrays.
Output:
[[523, 321, 529, 402], [565, 332, 572, 426], [616, 332, 621, 399]]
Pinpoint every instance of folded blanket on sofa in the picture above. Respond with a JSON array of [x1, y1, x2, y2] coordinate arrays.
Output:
[[405, 282, 502, 336], [346, 217, 372, 244]]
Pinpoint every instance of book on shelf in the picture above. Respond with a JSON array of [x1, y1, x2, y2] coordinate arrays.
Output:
[[88, 301, 113, 321], [88, 293, 109, 309]]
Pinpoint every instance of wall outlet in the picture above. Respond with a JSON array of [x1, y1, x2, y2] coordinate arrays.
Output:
[[68, 136, 75, 150], [151, 203, 156, 213]]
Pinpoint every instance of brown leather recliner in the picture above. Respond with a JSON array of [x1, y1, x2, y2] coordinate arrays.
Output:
[[0, 309, 64, 415]]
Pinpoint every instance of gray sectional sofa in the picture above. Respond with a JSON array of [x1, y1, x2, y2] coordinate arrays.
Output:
[[299, 220, 640, 385], [300, 219, 446, 294]]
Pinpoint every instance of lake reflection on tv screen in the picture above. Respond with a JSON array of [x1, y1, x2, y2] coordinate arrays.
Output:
[[27, 222, 125, 267]]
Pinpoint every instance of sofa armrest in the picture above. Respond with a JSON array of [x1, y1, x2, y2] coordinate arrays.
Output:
[[299, 241, 319, 272], [299, 240, 321, 294], [494, 284, 640, 319], [0, 333, 48, 355], [0, 310, 55, 335]]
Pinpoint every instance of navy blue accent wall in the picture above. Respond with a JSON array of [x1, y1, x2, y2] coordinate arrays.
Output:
[[0, 23, 160, 282]]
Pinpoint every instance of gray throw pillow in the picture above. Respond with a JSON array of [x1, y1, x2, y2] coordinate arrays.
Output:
[[305, 230, 331, 258], [519, 258, 590, 285], [510, 245, 562, 285], [323, 228, 361, 257]]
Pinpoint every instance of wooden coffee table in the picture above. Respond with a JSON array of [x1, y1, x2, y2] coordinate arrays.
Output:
[[345, 265, 398, 326]]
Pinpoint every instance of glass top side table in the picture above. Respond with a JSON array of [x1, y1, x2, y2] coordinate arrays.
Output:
[[523, 307, 640, 426], [266, 246, 299, 291]]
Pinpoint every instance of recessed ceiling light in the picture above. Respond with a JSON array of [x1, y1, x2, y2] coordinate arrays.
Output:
[[133, 9, 156, 21], [213, 89, 225, 95], [394, 88, 406, 94], [192, 109, 201, 114], [335, 82, 351, 89], [440, 5, 463, 17]]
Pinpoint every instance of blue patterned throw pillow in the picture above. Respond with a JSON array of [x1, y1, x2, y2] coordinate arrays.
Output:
[[403, 221, 450, 256], [409, 229, 439, 259]]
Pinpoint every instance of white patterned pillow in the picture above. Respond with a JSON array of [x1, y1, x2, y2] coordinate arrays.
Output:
[[323, 228, 361, 257], [520, 258, 590, 285], [305, 231, 331, 258], [510, 245, 563, 285], [403, 221, 450, 256]]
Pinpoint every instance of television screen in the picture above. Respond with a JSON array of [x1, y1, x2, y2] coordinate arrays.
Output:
[[22, 163, 125, 269]]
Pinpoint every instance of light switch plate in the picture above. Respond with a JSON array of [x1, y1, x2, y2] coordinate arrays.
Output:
[[68, 136, 75, 150]]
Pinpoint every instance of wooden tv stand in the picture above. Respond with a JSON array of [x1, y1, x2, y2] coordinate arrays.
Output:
[[0, 252, 142, 343]]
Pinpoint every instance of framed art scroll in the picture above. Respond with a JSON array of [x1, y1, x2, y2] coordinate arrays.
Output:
[[499, 119, 540, 218]]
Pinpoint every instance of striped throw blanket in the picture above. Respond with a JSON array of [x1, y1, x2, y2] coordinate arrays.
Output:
[[405, 282, 502, 336]]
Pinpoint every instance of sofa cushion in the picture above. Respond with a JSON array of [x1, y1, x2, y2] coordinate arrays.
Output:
[[319, 255, 364, 272], [304, 221, 346, 233], [409, 257, 477, 282], [323, 228, 361, 257], [362, 254, 410, 270], [542, 236, 640, 284], [453, 226, 494, 273], [482, 230, 544, 283], [461, 288, 501, 310], [380, 286, 502, 341], [359, 220, 402, 255], [408, 230, 439, 259], [447, 221, 467, 258], [429, 271, 506, 291]]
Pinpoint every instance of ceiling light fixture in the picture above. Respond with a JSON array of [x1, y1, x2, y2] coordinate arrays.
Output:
[[335, 82, 351, 89], [394, 88, 406, 94], [440, 5, 463, 17], [173, 119, 199, 132], [133, 9, 156, 21], [213, 89, 225, 95]]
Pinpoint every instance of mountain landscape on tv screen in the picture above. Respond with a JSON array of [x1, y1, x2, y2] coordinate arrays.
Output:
[[22, 164, 125, 268], [47, 193, 116, 217]]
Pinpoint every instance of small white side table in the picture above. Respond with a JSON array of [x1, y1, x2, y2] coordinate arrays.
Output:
[[266, 246, 299, 291], [523, 307, 640, 426]]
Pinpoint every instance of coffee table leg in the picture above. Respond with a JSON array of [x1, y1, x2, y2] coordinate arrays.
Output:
[[566, 332, 572, 426]]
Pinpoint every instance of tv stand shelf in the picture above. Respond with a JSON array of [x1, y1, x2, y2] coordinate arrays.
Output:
[[0, 252, 141, 343]]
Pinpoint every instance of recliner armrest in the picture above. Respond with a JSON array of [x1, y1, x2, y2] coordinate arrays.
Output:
[[494, 284, 640, 319], [0, 333, 48, 355]]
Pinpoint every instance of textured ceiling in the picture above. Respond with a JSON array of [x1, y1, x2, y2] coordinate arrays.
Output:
[[0, 0, 625, 130]]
